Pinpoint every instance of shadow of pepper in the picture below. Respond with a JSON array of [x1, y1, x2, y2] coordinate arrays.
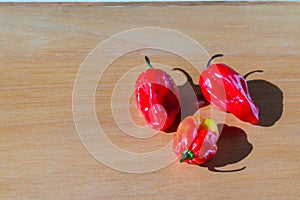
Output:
[[247, 78, 283, 127], [172, 68, 209, 119], [200, 124, 253, 172], [164, 68, 209, 133]]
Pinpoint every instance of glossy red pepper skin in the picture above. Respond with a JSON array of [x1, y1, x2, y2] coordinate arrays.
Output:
[[135, 57, 181, 131], [173, 116, 220, 165], [199, 54, 259, 124]]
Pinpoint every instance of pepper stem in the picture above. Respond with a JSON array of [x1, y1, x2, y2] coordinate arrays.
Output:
[[207, 54, 224, 68], [243, 70, 264, 79], [180, 150, 194, 162], [145, 56, 153, 69]]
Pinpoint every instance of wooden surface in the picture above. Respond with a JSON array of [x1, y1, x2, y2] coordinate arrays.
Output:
[[1, 2, 299, 199]]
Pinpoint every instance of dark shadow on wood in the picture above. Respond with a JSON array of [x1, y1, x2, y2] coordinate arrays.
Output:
[[247, 79, 283, 127], [200, 124, 253, 172], [164, 68, 209, 133], [172, 68, 209, 119]]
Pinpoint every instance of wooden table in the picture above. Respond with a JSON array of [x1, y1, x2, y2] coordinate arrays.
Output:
[[1, 2, 299, 199]]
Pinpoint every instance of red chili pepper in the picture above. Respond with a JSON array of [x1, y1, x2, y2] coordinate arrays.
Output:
[[135, 56, 181, 131], [199, 54, 259, 124], [173, 116, 220, 165]]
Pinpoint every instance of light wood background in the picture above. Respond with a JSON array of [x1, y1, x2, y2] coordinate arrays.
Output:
[[1, 2, 299, 199]]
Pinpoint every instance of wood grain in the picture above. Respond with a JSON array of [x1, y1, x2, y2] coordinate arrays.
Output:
[[0, 3, 299, 199]]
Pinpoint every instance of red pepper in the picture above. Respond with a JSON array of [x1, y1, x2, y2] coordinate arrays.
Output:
[[135, 56, 181, 131], [199, 54, 259, 124], [173, 116, 220, 165]]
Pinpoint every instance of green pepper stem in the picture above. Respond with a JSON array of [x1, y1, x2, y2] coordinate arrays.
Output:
[[180, 150, 194, 162], [145, 56, 153, 69], [206, 54, 224, 68]]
